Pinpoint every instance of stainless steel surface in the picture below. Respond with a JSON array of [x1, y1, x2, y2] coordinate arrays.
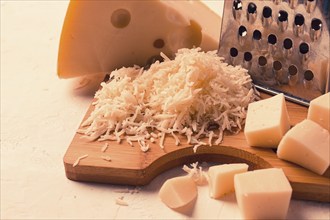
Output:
[[305, 0, 317, 13], [262, 6, 273, 27], [267, 33, 278, 54], [283, 38, 294, 58], [232, 0, 243, 21], [288, 64, 299, 86], [229, 47, 239, 65], [289, 0, 299, 9], [299, 42, 310, 65], [310, 18, 323, 41], [252, 29, 263, 50], [277, 10, 289, 32], [218, 0, 330, 106], [238, 25, 248, 46], [247, 2, 257, 24], [303, 70, 314, 89], [273, 0, 283, 5], [273, 60, 284, 83], [293, 13, 305, 37], [258, 56, 268, 74], [243, 51, 253, 69]]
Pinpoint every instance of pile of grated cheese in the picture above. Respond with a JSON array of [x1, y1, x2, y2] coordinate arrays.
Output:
[[79, 48, 258, 152]]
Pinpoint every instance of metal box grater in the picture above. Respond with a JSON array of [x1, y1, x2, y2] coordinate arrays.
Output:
[[217, 0, 329, 106]]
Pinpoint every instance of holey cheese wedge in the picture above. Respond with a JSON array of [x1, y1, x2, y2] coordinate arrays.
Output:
[[57, 0, 221, 78]]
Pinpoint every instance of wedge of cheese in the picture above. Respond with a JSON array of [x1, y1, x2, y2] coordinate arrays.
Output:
[[234, 168, 292, 220], [307, 92, 330, 131], [159, 176, 197, 212], [208, 163, 248, 199], [244, 94, 291, 148], [58, 0, 221, 78], [277, 119, 330, 175]]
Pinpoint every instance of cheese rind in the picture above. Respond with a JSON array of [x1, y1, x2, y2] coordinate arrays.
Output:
[[244, 94, 291, 148], [277, 119, 330, 175], [57, 0, 221, 78], [159, 176, 197, 211], [234, 168, 292, 220], [208, 163, 248, 199], [307, 92, 330, 131]]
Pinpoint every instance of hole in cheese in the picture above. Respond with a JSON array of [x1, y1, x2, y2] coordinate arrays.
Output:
[[153, 38, 165, 49], [144, 54, 164, 70], [187, 20, 202, 48], [111, 8, 131, 28]]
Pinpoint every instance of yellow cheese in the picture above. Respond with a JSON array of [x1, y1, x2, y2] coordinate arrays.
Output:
[[277, 119, 330, 175], [244, 94, 291, 148], [57, 0, 221, 78], [159, 176, 197, 212], [307, 92, 330, 131], [208, 163, 248, 199], [234, 168, 292, 220]]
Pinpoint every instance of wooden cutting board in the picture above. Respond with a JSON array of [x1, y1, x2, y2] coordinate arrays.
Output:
[[63, 93, 330, 202]]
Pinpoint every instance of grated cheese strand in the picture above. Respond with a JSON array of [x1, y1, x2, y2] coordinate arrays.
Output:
[[101, 155, 112, 161], [101, 143, 109, 152], [115, 196, 128, 206], [81, 48, 257, 151], [208, 131, 214, 146], [182, 162, 208, 186], [72, 154, 88, 167]]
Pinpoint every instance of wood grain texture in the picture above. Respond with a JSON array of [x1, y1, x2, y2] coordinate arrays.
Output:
[[63, 93, 330, 202]]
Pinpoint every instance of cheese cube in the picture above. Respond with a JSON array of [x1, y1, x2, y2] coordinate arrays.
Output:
[[58, 0, 221, 78], [307, 92, 330, 131], [159, 176, 197, 211], [208, 163, 248, 199], [234, 168, 292, 220], [277, 119, 330, 175], [244, 94, 291, 148]]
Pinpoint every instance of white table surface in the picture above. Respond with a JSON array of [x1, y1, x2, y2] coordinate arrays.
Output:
[[1, 1, 329, 219]]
